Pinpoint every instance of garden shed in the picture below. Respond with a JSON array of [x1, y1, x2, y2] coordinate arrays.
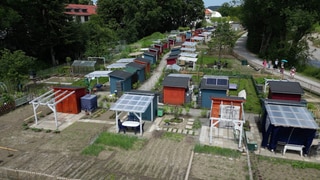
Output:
[[169, 51, 180, 57], [154, 44, 163, 54], [162, 74, 192, 105], [170, 47, 181, 54], [125, 62, 146, 83], [143, 51, 157, 64], [134, 57, 151, 74], [267, 81, 304, 102], [71, 60, 97, 74], [209, 96, 246, 148], [199, 76, 229, 108], [108, 70, 133, 94], [261, 99, 318, 155], [149, 48, 160, 58], [110, 91, 157, 135], [166, 55, 179, 65], [29, 86, 86, 129]]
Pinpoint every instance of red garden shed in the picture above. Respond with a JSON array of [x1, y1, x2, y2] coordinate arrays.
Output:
[[166, 55, 179, 65], [53, 86, 86, 114], [267, 81, 304, 102], [134, 57, 151, 74]]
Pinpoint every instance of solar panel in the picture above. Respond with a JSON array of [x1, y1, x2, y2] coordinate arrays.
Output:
[[265, 104, 318, 129], [206, 78, 216, 85], [206, 78, 228, 86], [110, 94, 154, 113]]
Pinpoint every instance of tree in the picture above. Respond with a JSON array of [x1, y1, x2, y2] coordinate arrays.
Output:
[[207, 21, 237, 61], [241, 0, 320, 66], [0, 49, 36, 91]]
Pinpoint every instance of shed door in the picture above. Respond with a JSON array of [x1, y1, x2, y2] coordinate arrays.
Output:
[[163, 87, 185, 105]]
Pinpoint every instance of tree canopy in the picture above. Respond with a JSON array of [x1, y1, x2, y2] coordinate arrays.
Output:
[[241, 0, 320, 66]]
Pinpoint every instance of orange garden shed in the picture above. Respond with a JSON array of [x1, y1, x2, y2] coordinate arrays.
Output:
[[53, 86, 86, 114], [162, 75, 191, 105], [209, 96, 246, 148]]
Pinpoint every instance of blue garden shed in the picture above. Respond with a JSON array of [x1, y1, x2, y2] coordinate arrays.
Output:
[[171, 47, 181, 54], [199, 75, 229, 108], [126, 90, 158, 121], [125, 62, 146, 83], [143, 52, 157, 64], [108, 70, 133, 94], [261, 99, 318, 155]]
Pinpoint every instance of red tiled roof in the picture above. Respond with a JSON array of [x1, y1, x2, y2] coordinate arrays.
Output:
[[65, 4, 97, 16]]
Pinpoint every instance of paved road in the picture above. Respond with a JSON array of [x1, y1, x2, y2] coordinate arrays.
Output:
[[233, 33, 320, 96]]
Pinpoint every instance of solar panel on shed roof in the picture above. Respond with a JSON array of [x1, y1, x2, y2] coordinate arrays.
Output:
[[265, 104, 318, 129], [110, 94, 154, 113], [206, 78, 228, 86]]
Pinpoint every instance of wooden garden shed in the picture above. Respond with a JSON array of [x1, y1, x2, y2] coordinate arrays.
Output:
[[166, 55, 179, 65], [143, 51, 157, 64], [199, 76, 229, 108], [53, 86, 86, 114], [154, 44, 163, 54], [149, 48, 160, 59], [108, 70, 133, 94], [162, 74, 192, 105], [268, 81, 304, 102], [134, 57, 151, 74], [209, 96, 246, 147], [126, 62, 146, 83]]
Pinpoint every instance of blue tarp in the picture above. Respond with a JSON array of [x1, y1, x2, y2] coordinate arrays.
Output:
[[81, 94, 97, 112]]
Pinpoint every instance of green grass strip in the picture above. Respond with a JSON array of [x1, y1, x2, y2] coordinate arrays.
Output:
[[194, 144, 241, 158]]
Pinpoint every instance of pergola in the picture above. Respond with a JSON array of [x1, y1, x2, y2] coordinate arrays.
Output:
[[29, 89, 75, 129], [110, 93, 154, 135], [84, 70, 112, 84], [209, 100, 246, 148]]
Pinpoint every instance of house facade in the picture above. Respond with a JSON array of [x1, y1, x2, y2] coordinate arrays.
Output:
[[65, 4, 97, 23]]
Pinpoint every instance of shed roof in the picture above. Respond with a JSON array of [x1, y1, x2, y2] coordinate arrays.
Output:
[[269, 81, 304, 95], [126, 62, 145, 70], [106, 63, 128, 69], [143, 51, 157, 57], [108, 70, 132, 80], [200, 76, 229, 90], [72, 60, 96, 67], [134, 57, 151, 63], [116, 58, 135, 63], [162, 76, 189, 89], [110, 93, 154, 113], [264, 100, 318, 129], [180, 52, 198, 58]]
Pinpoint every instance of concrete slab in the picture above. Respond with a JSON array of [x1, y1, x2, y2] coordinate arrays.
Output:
[[185, 125, 193, 129]]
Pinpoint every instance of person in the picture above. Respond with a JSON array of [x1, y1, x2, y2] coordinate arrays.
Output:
[[268, 60, 272, 69], [290, 66, 296, 79], [262, 59, 267, 69], [280, 62, 285, 79], [274, 59, 279, 70]]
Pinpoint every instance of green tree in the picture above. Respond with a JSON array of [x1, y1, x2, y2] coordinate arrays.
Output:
[[208, 21, 237, 61], [241, 0, 320, 66], [0, 49, 36, 91]]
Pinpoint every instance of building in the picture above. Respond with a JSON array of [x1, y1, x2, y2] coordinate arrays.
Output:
[[108, 70, 133, 94], [65, 4, 97, 23], [199, 76, 229, 108], [162, 74, 192, 105], [268, 81, 304, 102]]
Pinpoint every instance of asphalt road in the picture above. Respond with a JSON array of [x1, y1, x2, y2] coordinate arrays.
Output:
[[233, 33, 320, 96]]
